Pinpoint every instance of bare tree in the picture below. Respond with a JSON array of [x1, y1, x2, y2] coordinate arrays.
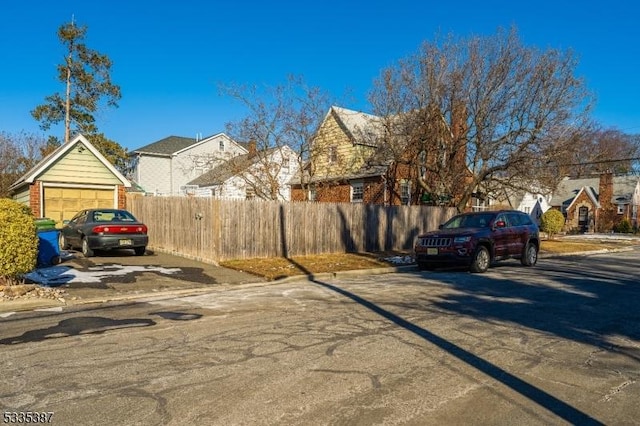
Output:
[[219, 75, 335, 200], [0, 132, 48, 197], [367, 27, 593, 211], [556, 125, 640, 177]]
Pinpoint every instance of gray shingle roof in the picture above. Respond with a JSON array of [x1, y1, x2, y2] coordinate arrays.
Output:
[[132, 136, 197, 155]]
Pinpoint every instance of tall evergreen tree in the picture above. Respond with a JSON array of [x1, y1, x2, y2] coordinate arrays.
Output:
[[31, 20, 121, 143]]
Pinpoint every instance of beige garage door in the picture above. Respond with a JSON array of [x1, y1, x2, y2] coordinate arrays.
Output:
[[43, 187, 115, 225]]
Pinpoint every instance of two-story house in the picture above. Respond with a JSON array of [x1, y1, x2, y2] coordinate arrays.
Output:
[[290, 105, 470, 206], [130, 133, 247, 196], [187, 142, 299, 201]]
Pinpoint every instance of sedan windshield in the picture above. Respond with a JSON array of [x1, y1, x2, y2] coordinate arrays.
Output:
[[443, 213, 494, 229]]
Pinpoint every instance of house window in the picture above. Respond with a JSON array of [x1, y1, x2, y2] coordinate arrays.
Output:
[[400, 180, 410, 205], [617, 204, 624, 215], [219, 140, 225, 151], [308, 186, 316, 201], [246, 187, 255, 199], [282, 156, 290, 170], [328, 146, 337, 164], [524, 206, 531, 214], [471, 196, 487, 212], [351, 181, 363, 203]]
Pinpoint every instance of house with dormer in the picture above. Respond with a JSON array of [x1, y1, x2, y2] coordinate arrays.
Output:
[[130, 133, 247, 196], [290, 105, 472, 207]]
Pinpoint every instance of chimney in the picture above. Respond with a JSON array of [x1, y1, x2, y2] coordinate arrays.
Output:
[[248, 139, 257, 158], [598, 170, 613, 208]]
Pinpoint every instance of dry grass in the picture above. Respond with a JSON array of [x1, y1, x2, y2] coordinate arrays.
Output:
[[221, 252, 402, 281], [220, 238, 636, 281]]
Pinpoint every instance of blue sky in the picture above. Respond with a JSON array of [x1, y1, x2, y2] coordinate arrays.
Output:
[[1, 1, 639, 151]]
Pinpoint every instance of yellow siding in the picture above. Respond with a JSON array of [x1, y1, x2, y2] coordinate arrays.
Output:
[[312, 113, 375, 179], [44, 187, 115, 224], [40, 147, 122, 185]]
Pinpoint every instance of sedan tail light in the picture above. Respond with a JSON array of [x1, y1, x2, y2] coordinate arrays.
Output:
[[92, 225, 148, 235]]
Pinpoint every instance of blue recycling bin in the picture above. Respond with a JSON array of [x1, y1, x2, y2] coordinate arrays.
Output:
[[37, 229, 61, 267]]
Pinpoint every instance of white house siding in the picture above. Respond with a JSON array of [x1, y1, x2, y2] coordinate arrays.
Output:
[[134, 134, 248, 196], [136, 155, 171, 195], [201, 146, 299, 201], [172, 135, 247, 194], [517, 193, 551, 225], [632, 181, 640, 227]]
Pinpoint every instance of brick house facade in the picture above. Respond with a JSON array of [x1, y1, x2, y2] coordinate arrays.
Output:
[[550, 171, 640, 232]]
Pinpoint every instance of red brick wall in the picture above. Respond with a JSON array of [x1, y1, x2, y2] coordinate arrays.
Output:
[[598, 172, 615, 231], [117, 185, 127, 209], [29, 182, 40, 217]]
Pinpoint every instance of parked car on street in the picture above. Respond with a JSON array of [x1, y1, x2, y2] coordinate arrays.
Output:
[[414, 210, 539, 273], [59, 209, 148, 257]]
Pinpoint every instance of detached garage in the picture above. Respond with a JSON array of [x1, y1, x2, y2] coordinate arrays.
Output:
[[9, 134, 131, 225]]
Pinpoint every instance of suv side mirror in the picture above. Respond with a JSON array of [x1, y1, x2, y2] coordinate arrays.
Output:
[[438, 224, 444, 230]]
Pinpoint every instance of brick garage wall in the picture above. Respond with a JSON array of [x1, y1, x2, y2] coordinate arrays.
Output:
[[117, 185, 127, 209], [29, 182, 41, 217]]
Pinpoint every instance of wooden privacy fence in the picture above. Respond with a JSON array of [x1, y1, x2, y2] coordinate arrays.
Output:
[[126, 195, 456, 263]]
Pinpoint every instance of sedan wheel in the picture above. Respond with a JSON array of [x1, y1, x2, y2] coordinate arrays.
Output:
[[521, 242, 538, 266], [82, 237, 94, 258], [59, 233, 69, 250], [470, 246, 490, 273]]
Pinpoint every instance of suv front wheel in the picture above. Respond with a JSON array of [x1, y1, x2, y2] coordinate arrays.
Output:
[[470, 246, 490, 273]]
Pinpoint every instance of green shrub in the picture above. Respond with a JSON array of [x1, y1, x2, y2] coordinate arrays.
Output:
[[0, 198, 38, 281], [540, 209, 565, 239], [613, 218, 632, 234]]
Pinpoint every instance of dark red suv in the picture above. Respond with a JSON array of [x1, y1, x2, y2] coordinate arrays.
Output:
[[414, 210, 540, 273]]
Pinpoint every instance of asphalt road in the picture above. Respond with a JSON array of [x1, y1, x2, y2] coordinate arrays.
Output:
[[1, 249, 639, 425]]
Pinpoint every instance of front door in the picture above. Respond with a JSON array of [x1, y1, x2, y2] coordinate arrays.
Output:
[[578, 206, 589, 233]]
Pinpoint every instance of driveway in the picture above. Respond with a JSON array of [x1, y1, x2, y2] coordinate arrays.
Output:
[[9, 249, 264, 312]]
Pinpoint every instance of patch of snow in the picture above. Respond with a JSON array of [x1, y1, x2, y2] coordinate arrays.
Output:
[[24, 265, 181, 286], [383, 255, 415, 265]]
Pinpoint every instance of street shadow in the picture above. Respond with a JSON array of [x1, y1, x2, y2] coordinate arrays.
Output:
[[280, 253, 603, 424], [273, 202, 605, 423], [417, 255, 640, 356], [0, 316, 156, 345]]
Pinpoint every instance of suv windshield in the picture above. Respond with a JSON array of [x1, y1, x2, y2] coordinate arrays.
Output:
[[442, 213, 494, 229]]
